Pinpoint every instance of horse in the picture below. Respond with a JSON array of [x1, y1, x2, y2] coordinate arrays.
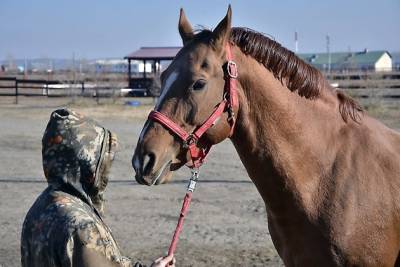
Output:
[[132, 6, 400, 266]]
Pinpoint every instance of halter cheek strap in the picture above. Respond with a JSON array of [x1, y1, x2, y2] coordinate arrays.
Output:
[[148, 44, 238, 169]]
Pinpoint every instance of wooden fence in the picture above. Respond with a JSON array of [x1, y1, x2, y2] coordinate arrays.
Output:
[[0, 77, 120, 104], [1, 72, 400, 104]]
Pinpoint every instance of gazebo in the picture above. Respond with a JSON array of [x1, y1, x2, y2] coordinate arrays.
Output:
[[124, 47, 181, 90]]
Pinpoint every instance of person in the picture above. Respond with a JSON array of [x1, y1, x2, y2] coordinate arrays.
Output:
[[21, 108, 175, 267]]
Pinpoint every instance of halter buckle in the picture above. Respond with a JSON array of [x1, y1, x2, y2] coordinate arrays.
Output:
[[183, 134, 197, 149], [227, 60, 238, 79]]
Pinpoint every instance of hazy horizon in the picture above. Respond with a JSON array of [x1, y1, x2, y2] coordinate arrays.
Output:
[[1, 0, 399, 61]]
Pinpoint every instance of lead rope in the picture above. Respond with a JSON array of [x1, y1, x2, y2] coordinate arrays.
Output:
[[167, 168, 199, 257]]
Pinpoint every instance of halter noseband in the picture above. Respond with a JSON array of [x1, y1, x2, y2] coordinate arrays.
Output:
[[148, 44, 238, 168]]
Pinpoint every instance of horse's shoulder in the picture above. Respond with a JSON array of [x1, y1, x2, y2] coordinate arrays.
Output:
[[331, 115, 400, 187]]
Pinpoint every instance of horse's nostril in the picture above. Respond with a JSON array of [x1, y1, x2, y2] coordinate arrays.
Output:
[[142, 153, 155, 176]]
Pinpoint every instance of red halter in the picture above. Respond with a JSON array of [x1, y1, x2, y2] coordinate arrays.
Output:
[[148, 44, 238, 168]]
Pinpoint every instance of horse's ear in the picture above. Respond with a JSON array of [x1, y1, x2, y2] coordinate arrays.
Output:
[[178, 8, 194, 46], [212, 5, 232, 51]]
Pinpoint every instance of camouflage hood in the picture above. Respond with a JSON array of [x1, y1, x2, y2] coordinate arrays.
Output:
[[42, 108, 115, 208]]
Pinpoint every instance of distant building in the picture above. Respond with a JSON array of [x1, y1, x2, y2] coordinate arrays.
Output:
[[124, 47, 181, 89], [299, 50, 392, 72], [30, 60, 52, 72], [94, 59, 129, 73], [391, 52, 400, 71], [93, 58, 157, 74], [124, 47, 180, 73]]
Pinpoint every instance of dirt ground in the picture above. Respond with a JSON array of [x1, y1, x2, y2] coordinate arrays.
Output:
[[0, 96, 399, 267]]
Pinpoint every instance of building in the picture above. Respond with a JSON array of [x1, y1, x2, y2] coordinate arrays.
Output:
[[124, 47, 181, 74], [124, 47, 181, 89], [391, 52, 400, 71], [298, 50, 392, 72], [93, 59, 129, 73]]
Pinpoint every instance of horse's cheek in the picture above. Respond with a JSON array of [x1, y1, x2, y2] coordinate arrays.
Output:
[[206, 118, 231, 144]]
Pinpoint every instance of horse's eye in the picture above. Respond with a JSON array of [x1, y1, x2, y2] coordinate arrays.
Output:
[[192, 79, 207, 91]]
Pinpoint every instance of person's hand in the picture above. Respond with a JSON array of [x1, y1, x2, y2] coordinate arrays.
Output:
[[150, 254, 176, 267]]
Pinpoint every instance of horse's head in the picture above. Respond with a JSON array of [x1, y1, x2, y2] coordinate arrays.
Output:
[[132, 6, 238, 185]]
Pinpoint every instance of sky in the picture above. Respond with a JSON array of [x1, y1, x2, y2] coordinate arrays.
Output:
[[1, 0, 399, 60]]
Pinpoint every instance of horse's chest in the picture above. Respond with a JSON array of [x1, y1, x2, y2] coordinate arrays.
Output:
[[268, 215, 397, 267]]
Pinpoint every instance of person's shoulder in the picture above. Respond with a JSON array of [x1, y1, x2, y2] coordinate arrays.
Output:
[[23, 189, 98, 238], [50, 191, 110, 243], [50, 190, 100, 227], [22, 187, 54, 233]]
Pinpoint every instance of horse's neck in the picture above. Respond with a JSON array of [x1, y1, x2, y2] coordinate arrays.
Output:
[[231, 52, 340, 217]]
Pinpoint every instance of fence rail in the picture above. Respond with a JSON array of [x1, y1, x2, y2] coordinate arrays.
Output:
[[1, 73, 400, 104], [324, 70, 400, 89], [0, 77, 121, 104]]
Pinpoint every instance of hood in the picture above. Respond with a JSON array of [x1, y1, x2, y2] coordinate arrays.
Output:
[[42, 108, 114, 208]]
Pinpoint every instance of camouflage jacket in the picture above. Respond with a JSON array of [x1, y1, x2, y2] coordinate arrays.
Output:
[[21, 108, 143, 267]]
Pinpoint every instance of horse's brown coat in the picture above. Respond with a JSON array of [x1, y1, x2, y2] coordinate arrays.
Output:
[[132, 7, 400, 266]]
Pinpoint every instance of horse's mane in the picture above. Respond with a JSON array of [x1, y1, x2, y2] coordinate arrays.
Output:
[[230, 27, 322, 99], [194, 27, 362, 122]]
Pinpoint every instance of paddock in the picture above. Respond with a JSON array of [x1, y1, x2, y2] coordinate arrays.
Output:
[[0, 97, 281, 267], [0, 96, 398, 266]]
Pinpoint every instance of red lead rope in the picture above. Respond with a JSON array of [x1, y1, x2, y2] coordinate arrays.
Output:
[[167, 192, 192, 255], [168, 169, 198, 257]]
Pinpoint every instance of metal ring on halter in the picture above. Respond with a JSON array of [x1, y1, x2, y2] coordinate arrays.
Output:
[[223, 91, 231, 102], [183, 134, 197, 148], [227, 60, 238, 79], [227, 110, 235, 123]]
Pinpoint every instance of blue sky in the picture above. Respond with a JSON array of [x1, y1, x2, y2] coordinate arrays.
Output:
[[1, 0, 399, 60]]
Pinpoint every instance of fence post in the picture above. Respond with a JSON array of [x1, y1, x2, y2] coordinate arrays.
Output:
[[46, 82, 49, 96], [81, 81, 85, 95], [15, 80, 18, 104], [112, 88, 116, 104]]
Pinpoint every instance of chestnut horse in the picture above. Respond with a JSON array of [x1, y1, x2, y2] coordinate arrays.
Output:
[[132, 7, 400, 266]]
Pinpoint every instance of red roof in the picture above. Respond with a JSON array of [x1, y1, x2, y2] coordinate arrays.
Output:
[[125, 47, 182, 60]]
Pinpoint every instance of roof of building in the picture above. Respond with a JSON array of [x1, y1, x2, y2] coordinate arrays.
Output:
[[391, 52, 400, 64], [125, 47, 182, 60], [298, 50, 390, 67]]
